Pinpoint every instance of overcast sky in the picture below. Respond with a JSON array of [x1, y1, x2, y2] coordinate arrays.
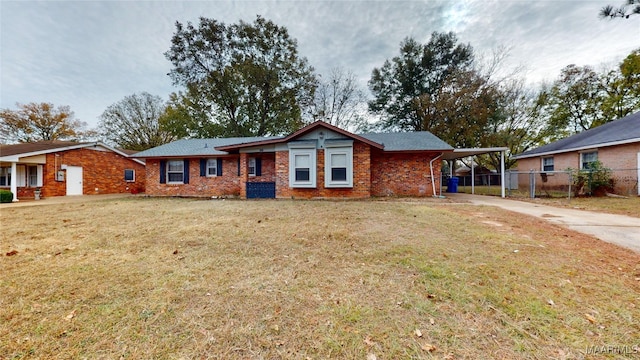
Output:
[[1, 0, 638, 129]]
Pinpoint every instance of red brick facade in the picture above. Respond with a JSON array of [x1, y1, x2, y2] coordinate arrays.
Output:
[[371, 150, 441, 197], [143, 140, 444, 199], [15, 147, 145, 199], [274, 141, 373, 199], [145, 157, 241, 197]]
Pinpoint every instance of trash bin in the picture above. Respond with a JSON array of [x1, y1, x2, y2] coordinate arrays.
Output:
[[446, 177, 459, 193]]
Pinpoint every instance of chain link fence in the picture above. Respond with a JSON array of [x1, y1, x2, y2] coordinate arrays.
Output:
[[443, 168, 639, 199]]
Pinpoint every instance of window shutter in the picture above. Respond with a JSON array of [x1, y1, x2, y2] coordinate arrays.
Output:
[[37, 165, 44, 187], [237, 158, 241, 176], [200, 159, 206, 176], [183, 159, 190, 184], [217, 158, 223, 176], [159, 160, 166, 184], [256, 158, 262, 176], [16, 165, 26, 186]]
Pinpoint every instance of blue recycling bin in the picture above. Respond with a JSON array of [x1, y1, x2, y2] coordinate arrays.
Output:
[[446, 177, 459, 193]]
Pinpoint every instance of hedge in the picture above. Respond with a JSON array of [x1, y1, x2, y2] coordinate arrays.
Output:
[[0, 190, 13, 203]]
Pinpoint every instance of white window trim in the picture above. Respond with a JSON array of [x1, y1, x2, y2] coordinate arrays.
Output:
[[325, 146, 353, 188], [580, 151, 598, 170], [289, 147, 316, 188], [206, 158, 217, 177], [541, 156, 554, 173], [248, 157, 256, 177], [167, 160, 184, 184]]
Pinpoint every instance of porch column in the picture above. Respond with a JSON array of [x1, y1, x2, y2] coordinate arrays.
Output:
[[500, 150, 506, 198], [10, 162, 18, 202]]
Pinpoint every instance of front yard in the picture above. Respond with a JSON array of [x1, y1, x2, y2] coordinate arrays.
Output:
[[1, 198, 638, 359]]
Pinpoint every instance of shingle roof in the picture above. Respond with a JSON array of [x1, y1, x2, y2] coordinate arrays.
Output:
[[133, 130, 453, 158], [515, 111, 640, 159], [0, 140, 145, 165], [358, 131, 453, 151], [132, 137, 283, 158], [0, 141, 82, 157]]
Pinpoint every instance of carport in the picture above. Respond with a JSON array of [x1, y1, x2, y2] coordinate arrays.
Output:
[[441, 147, 509, 198]]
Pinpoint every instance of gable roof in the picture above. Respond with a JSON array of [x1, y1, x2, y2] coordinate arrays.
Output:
[[0, 141, 145, 165], [514, 111, 640, 159], [215, 121, 385, 152], [132, 121, 453, 158]]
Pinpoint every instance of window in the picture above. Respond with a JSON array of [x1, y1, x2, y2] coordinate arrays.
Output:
[[124, 169, 135, 182], [167, 160, 184, 183], [581, 151, 598, 169], [295, 154, 310, 181], [248, 158, 256, 176], [324, 142, 353, 188], [542, 157, 554, 172], [0, 167, 10, 187], [28, 166, 38, 187], [206, 159, 217, 176], [288, 144, 316, 188]]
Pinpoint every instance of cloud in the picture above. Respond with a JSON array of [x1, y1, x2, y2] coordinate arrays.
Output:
[[1, 0, 638, 129]]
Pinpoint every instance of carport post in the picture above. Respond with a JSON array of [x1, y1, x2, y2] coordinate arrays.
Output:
[[500, 150, 505, 198], [471, 157, 475, 194]]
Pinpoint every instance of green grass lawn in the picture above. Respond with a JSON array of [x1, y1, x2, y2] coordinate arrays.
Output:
[[1, 197, 638, 359]]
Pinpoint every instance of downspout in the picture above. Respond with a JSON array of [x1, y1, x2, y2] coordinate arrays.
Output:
[[429, 152, 444, 198]]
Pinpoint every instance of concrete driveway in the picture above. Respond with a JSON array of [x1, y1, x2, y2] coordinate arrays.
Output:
[[450, 193, 640, 254]]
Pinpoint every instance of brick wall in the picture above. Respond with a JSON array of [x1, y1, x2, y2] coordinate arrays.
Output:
[[275, 141, 372, 199], [516, 142, 640, 194], [23, 148, 145, 199], [370, 150, 441, 197], [145, 157, 241, 197]]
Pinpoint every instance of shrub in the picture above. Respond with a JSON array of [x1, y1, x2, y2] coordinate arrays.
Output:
[[0, 190, 13, 203], [569, 161, 614, 196]]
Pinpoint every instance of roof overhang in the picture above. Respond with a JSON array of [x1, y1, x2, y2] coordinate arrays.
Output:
[[441, 147, 509, 161], [0, 142, 145, 165], [513, 138, 640, 159]]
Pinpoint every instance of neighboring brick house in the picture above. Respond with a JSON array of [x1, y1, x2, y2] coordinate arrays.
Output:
[[133, 121, 453, 199], [514, 111, 640, 196], [0, 141, 146, 201]]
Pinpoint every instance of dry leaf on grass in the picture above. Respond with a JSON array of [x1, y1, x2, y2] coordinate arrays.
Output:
[[364, 336, 376, 346], [421, 342, 437, 352], [585, 313, 596, 324], [65, 310, 76, 321]]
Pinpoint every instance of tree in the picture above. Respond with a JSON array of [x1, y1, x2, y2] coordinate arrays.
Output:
[[368, 32, 474, 132], [165, 16, 317, 137], [98, 92, 177, 151], [0, 102, 90, 143], [601, 48, 640, 119], [600, 0, 640, 19], [310, 67, 368, 131], [535, 49, 640, 142], [535, 65, 605, 141]]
